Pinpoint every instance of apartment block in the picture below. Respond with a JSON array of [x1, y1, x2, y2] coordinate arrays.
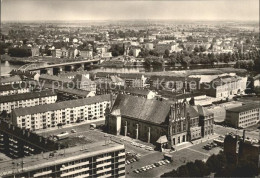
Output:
[[0, 141, 125, 178], [226, 102, 260, 128], [0, 82, 31, 96], [0, 90, 57, 113], [0, 120, 62, 159], [11, 95, 111, 130]]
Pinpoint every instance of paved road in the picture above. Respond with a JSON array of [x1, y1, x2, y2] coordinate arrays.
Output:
[[126, 138, 222, 178], [214, 124, 259, 140]]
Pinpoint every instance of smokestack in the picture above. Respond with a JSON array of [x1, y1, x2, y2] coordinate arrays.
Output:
[[243, 130, 246, 142]]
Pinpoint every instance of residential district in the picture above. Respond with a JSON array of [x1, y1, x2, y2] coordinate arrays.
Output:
[[0, 20, 259, 177]]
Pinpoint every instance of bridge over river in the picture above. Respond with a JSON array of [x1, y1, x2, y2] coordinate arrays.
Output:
[[18, 59, 100, 75]]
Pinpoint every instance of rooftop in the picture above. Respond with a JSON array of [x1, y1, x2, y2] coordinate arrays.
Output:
[[0, 75, 22, 84], [0, 82, 29, 92], [0, 141, 124, 176], [13, 94, 110, 117], [112, 94, 171, 125], [0, 90, 56, 104], [226, 102, 260, 113]]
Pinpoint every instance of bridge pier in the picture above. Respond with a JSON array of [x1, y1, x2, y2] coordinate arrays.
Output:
[[64, 65, 75, 72], [53, 67, 63, 76], [40, 68, 48, 75]]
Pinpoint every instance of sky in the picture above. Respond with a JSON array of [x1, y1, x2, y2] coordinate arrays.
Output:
[[1, 0, 259, 22]]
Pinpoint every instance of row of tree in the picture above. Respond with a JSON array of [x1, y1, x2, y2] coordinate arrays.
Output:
[[161, 151, 259, 177]]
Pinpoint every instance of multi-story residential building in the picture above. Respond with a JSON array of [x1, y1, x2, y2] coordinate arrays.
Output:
[[11, 95, 111, 130], [0, 141, 125, 178], [106, 94, 213, 149], [0, 90, 57, 113], [225, 102, 260, 128], [0, 82, 32, 96], [0, 120, 62, 159], [0, 75, 22, 85], [200, 76, 247, 98]]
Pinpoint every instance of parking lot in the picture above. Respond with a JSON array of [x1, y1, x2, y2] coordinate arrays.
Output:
[[126, 137, 223, 177]]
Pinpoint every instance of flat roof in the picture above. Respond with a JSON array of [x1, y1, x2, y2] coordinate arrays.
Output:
[[0, 141, 124, 176], [226, 102, 260, 113]]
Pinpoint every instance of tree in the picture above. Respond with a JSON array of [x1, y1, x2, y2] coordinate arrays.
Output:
[[8, 47, 32, 57], [164, 49, 170, 58]]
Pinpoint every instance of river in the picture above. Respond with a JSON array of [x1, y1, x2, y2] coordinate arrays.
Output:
[[0, 61, 235, 76]]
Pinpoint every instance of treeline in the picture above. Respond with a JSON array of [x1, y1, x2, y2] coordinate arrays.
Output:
[[161, 151, 259, 177], [8, 47, 32, 57]]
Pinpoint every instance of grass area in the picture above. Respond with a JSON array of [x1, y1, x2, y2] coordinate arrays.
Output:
[[58, 137, 94, 147]]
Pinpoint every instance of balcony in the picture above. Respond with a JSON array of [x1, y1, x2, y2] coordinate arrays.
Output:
[[33, 170, 52, 177], [96, 167, 112, 174], [60, 161, 89, 171], [60, 167, 90, 177], [96, 162, 111, 168], [96, 156, 112, 162]]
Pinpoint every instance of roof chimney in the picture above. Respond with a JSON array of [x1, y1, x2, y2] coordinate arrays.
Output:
[[243, 130, 246, 142]]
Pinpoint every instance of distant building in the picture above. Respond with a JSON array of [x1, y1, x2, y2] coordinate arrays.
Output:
[[132, 48, 141, 57], [80, 50, 93, 59], [0, 141, 125, 178], [12, 95, 111, 130], [73, 74, 96, 92], [145, 43, 154, 50], [31, 45, 40, 57], [200, 76, 247, 98], [10, 70, 40, 81], [52, 49, 62, 58], [0, 120, 62, 159], [0, 90, 57, 113], [226, 102, 260, 128]]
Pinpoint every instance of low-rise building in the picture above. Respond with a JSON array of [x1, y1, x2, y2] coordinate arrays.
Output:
[[0, 90, 57, 113], [225, 102, 260, 128], [11, 95, 111, 130], [0, 141, 125, 178], [73, 74, 96, 92]]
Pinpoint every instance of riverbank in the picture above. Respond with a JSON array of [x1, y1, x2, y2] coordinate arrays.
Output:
[[0, 54, 33, 65]]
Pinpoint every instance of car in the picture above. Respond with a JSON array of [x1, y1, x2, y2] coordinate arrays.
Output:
[[141, 167, 146, 171], [131, 142, 136, 145], [151, 164, 156, 168], [126, 160, 130, 164], [161, 160, 166, 165], [71, 129, 76, 133], [164, 160, 171, 164], [158, 162, 163, 166], [134, 169, 140, 173], [136, 153, 141, 157], [154, 163, 160, 167], [140, 144, 146, 148]]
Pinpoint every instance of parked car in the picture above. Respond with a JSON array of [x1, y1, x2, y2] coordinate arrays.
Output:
[[71, 129, 77, 133]]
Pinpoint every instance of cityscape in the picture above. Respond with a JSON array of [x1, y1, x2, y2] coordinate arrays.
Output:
[[0, 0, 259, 177]]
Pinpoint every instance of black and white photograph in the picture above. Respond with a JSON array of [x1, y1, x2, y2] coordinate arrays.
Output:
[[0, 0, 259, 177]]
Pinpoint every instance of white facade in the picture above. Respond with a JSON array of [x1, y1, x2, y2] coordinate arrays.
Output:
[[13, 100, 110, 130], [0, 95, 57, 113]]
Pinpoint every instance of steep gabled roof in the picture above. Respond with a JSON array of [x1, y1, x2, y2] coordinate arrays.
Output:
[[112, 94, 171, 125]]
